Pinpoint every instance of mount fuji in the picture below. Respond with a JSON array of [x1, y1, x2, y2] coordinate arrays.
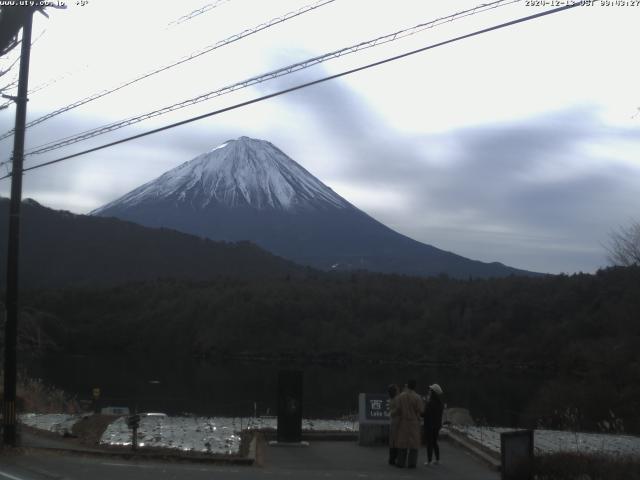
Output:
[[92, 136, 535, 278]]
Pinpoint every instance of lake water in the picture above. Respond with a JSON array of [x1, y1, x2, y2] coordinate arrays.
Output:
[[28, 354, 543, 427]]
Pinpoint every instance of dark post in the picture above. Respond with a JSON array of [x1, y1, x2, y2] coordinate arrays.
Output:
[[127, 413, 140, 451], [3, 9, 33, 447], [132, 423, 139, 451], [501, 430, 534, 480], [92, 387, 101, 414], [276, 370, 303, 443]]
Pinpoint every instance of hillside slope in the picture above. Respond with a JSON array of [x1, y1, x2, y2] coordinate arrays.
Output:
[[0, 198, 302, 288]]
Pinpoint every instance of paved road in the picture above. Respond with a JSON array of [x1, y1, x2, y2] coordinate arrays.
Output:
[[20, 430, 105, 453], [263, 440, 498, 479], [0, 439, 498, 479]]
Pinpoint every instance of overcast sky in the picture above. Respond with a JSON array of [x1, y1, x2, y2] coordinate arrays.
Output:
[[0, 0, 638, 274]]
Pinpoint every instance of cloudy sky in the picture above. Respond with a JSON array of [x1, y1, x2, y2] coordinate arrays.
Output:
[[0, 0, 638, 274]]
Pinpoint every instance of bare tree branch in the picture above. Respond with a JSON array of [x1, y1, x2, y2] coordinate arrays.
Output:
[[606, 221, 640, 267], [0, 74, 19, 92], [0, 52, 21, 77]]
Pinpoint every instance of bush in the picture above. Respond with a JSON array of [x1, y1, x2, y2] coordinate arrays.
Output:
[[0, 376, 79, 413], [534, 452, 640, 480]]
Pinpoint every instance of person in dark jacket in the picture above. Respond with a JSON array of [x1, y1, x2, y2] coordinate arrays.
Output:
[[387, 384, 400, 465], [423, 383, 444, 465]]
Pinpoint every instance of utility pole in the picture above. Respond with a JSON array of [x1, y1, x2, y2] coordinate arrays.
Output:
[[3, 8, 33, 447]]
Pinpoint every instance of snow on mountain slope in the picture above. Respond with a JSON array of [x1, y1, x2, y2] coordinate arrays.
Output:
[[93, 137, 350, 214], [92, 136, 538, 278]]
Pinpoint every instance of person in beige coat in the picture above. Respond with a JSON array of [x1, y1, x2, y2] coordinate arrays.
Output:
[[394, 379, 424, 468]]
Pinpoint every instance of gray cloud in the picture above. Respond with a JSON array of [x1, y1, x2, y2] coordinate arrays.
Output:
[[0, 108, 241, 209], [269, 69, 640, 273], [423, 110, 640, 227], [2, 59, 639, 274]]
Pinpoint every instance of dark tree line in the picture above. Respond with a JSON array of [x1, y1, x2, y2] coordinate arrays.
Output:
[[22, 267, 640, 367], [17, 266, 640, 432]]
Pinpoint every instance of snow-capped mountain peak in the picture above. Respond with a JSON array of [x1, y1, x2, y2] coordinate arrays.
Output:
[[91, 136, 535, 279], [93, 137, 350, 214]]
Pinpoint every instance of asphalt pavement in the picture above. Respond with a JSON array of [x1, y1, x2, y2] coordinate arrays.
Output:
[[0, 436, 498, 480], [263, 439, 498, 479]]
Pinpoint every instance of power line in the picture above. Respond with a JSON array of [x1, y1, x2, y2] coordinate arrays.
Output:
[[19, 0, 521, 158], [0, 3, 580, 182], [0, 23, 70, 112], [29, 64, 88, 95], [0, 74, 19, 95], [0, 52, 22, 80], [0, 0, 225, 110], [0, 64, 90, 111], [0, 1, 228, 107], [0, 0, 336, 142], [0, 25, 47, 102], [167, 0, 231, 27]]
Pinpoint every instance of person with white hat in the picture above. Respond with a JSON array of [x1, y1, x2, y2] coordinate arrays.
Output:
[[423, 383, 444, 466]]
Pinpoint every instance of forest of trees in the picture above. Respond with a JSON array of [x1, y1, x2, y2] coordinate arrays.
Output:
[[14, 265, 640, 433]]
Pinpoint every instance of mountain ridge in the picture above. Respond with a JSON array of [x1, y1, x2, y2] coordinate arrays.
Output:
[[93, 136, 540, 278], [0, 197, 303, 289]]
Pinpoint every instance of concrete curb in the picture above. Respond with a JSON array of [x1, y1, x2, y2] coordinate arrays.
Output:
[[23, 445, 255, 465], [443, 428, 501, 471], [257, 430, 358, 442], [21, 432, 259, 466]]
